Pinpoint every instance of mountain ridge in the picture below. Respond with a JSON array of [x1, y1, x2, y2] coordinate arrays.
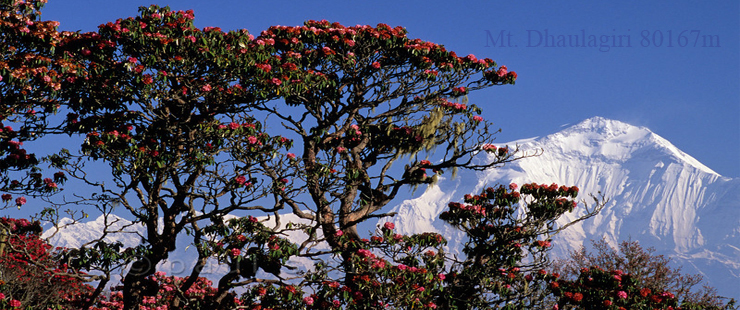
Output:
[[383, 116, 740, 299], [43, 116, 740, 299]]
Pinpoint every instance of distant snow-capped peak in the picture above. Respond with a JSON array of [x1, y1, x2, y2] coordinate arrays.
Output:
[[382, 116, 739, 300], [43, 214, 141, 249], [533, 117, 717, 175]]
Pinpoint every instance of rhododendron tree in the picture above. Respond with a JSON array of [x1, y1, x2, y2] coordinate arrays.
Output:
[[434, 183, 597, 309], [44, 5, 302, 308], [550, 239, 737, 310], [549, 265, 683, 310], [26, 4, 528, 308], [2, 2, 610, 309], [0, 217, 94, 309]]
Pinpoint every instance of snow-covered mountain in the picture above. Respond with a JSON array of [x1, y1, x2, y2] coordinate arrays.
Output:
[[43, 214, 210, 280], [44, 117, 739, 299], [383, 116, 740, 299], [43, 212, 325, 280], [44, 214, 142, 249]]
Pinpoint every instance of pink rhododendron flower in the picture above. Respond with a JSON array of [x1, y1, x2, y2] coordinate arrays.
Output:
[[617, 291, 628, 299], [15, 197, 26, 205], [482, 144, 497, 151], [383, 222, 395, 230], [472, 115, 483, 122], [357, 249, 374, 258], [303, 296, 314, 305], [256, 63, 271, 72], [497, 65, 508, 77]]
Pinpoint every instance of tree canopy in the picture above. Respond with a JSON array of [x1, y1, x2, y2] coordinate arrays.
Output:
[[6, 2, 698, 310]]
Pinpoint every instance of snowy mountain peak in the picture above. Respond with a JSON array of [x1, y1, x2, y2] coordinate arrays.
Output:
[[382, 116, 739, 299], [538, 117, 718, 176], [562, 116, 645, 136]]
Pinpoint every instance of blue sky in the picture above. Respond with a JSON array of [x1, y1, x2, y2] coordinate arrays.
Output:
[[41, 0, 739, 177]]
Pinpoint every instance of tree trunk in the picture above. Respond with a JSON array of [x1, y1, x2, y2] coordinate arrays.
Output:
[[122, 254, 163, 310]]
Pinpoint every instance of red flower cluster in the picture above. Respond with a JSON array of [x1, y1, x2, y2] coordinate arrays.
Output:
[[0, 218, 94, 308], [451, 86, 467, 96], [520, 183, 579, 198], [94, 272, 222, 310], [551, 266, 680, 310], [438, 99, 468, 111], [484, 65, 518, 84]]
